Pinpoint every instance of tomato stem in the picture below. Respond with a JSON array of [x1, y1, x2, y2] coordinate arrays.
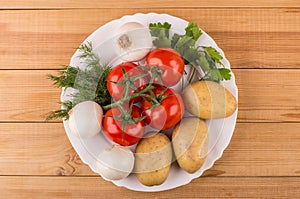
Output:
[[104, 66, 152, 111], [102, 84, 155, 111]]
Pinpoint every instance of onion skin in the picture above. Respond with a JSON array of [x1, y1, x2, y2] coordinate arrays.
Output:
[[96, 145, 135, 181], [114, 22, 153, 62], [68, 101, 103, 139]]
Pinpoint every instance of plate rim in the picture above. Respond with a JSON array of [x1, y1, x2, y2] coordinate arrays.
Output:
[[61, 12, 238, 192]]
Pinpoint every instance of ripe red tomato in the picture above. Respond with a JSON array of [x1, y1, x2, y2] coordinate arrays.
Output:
[[141, 86, 184, 130], [102, 105, 145, 146], [107, 62, 148, 102], [145, 48, 184, 87]]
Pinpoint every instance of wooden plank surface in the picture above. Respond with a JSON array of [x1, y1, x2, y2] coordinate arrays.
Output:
[[0, 0, 299, 9], [1, 176, 299, 198], [1, 69, 300, 122], [0, 1, 299, 197], [0, 123, 299, 177], [0, 9, 299, 69], [0, 123, 300, 177], [0, 123, 94, 176]]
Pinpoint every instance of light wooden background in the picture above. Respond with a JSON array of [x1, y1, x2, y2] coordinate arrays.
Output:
[[0, 1, 300, 198]]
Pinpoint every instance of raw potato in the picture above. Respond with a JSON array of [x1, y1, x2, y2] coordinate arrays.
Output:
[[182, 80, 237, 119], [134, 133, 172, 186], [172, 117, 208, 174]]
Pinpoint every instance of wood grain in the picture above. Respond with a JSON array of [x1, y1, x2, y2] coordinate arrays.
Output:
[[0, 9, 299, 69], [0, 176, 299, 198], [0, 0, 299, 9], [0, 123, 299, 177], [1, 69, 300, 122], [0, 70, 58, 122], [234, 69, 300, 122], [0, 123, 94, 176], [203, 123, 300, 177], [0, 2, 299, 197]]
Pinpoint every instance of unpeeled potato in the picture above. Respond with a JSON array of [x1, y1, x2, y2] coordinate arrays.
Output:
[[134, 133, 172, 186], [182, 80, 237, 119], [172, 117, 208, 174]]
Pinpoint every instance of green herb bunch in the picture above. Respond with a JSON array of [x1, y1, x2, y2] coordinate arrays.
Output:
[[47, 42, 111, 120], [149, 22, 231, 83], [47, 21, 231, 121]]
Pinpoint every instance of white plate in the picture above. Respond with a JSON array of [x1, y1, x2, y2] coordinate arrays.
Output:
[[61, 13, 238, 192]]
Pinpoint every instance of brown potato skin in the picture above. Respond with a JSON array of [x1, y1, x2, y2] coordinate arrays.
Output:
[[172, 117, 208, 174], [182, 80, 237, 119], [134, 133, 172, 186]]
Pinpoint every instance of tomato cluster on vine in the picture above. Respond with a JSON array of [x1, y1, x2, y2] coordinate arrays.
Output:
[[102, 48, 185, 146]]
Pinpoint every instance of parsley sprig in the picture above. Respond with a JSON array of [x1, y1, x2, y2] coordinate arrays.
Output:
[[149, 22, 231, 83]]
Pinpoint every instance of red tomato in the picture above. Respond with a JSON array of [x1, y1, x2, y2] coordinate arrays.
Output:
[[102, 105, 145, 146], [141, 86, 184, 130], [145, 48, 184, 87], [107, 62, 148, 102]]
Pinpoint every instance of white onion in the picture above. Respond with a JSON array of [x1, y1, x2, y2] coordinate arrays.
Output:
[[96, 145, 135, 181], [68, 101, 103, 139], [114, 22, 153, 62]]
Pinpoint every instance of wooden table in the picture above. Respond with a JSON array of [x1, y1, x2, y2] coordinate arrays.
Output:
[[1, 1, 300, 198]]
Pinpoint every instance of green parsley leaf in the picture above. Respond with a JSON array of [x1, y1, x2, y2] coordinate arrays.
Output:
[[153, 35, 171, 48], [196, 54, 210, 72], [181, 47, 199, 65], [149, 21, 231, 83], [203, 46, 223, 64], [205, 69, 222, 82], [173, 36, 196, 60], [185, 22, 202, 41], [218, 68, 231, 80], [149, 22, 171, 37], [204, 68, 231, 82], [149, 22, 172, 48], [171, 33, 181, 48]]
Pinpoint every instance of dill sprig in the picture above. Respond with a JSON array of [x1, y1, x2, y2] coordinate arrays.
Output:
[[46, 101, 73, 120], [47, 42, 112, 120], [47, 66, 78, 88], [71, 66, 111, 106]]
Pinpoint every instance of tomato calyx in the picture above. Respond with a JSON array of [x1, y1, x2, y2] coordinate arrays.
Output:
[[103, 83, 155, 111], [145, 48, 185, 87], [108, 103, 146, 140], [141, 86, 184, 130], [108, 67, 148, 99], [103, 104, 145, 146], [144, 86, 172, 110], [107, 62, 149, 103], [139, 64, 164, 85]]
